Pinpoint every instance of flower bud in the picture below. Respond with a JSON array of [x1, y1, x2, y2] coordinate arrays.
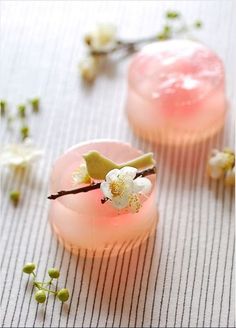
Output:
[[35, 290, 46, 303], [23, 263, 36, 274], [29, 97, 40, 112], [10, 190, 20, 206], [57, 288, 69, 302], [48, 268, 60, 279]]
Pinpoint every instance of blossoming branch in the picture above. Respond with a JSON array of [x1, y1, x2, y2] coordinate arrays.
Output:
[[48, 151, 157, 213], [48, 166, 156, 199], [79, 10, 202, 82]]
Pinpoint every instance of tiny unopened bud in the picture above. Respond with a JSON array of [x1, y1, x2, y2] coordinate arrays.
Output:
[[23, 262, 36, 274], [35, 290, 46, 303], [57, 288, 69, 302], [48, 268, 60, 279]]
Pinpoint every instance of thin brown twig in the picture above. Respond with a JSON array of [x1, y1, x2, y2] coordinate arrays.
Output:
[[90, 35, 158, 56], [48, 166, 156, 200]]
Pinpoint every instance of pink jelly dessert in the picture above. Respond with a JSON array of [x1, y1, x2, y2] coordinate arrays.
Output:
[[49, 140, 158, 257], [126, 39, 227, 144]]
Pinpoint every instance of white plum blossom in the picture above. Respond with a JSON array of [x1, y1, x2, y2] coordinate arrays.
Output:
[[100, 166, 152, 212], [72, 163, 91, 185], [85, 23, 117, 52], [208, 148, 235, 186], [0, 139, 43, 169], [208, 149, 234, 179]]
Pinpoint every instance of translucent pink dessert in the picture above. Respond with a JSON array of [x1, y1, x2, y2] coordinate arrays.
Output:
[[126, 39, 227, 144], [49, 140, 158, 257]]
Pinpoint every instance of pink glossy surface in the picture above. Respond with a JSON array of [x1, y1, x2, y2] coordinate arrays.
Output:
[[126, 40, 227, 144], [49, 140, 158, 257]]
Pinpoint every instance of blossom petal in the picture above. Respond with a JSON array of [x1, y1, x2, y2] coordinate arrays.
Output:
[[119, 166, 137, 180], [90, 23, 117, 51], [106, 168, 120, 182], [209, 152, 231, 169], [72, 163, 91, 185], [0, 140, 43, 168], [133, 177, 152, 194], [111, 193, 129, 209], [100, 181, 112, 199]]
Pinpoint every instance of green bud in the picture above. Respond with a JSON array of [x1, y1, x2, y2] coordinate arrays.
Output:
[[29, 97, 40, 112], [157, 33, 168, 41], [17, 104, 26, 118], [57, 288, 69, 302], [20, 125, 29, 140], [194, 20, 202, 29], [160, 25, 172, 40], [10, 190, 20, 206], [48, 268, 60, 279], [166, 10, 180, 19], [0, 100, 7, 116], [23, 262, 36, 274], [35, 290, 46, 303]]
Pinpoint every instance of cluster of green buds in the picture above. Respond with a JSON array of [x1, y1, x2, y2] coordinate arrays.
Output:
[[157, 10, 202, 40], [0, 98, 40, 140], [22, 263, 69, 304]]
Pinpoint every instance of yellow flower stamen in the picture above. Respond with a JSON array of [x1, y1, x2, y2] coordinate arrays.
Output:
[[128, 194, 142, 213], [109, 179, 125, 197]]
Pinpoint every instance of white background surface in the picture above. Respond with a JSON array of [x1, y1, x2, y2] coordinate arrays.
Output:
[[1, 1, 235, 327]]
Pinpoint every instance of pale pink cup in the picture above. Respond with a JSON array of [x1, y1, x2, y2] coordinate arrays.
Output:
[[126, 39, 227, 145], [49, 140, 158, 257]]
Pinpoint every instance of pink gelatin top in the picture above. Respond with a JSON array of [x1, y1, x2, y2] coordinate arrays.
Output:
[[126, 39, 227, 144], [49, 140, 158, 257]]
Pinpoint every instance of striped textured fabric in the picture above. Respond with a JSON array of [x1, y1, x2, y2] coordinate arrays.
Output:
[[0, 1, 235, 327]]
